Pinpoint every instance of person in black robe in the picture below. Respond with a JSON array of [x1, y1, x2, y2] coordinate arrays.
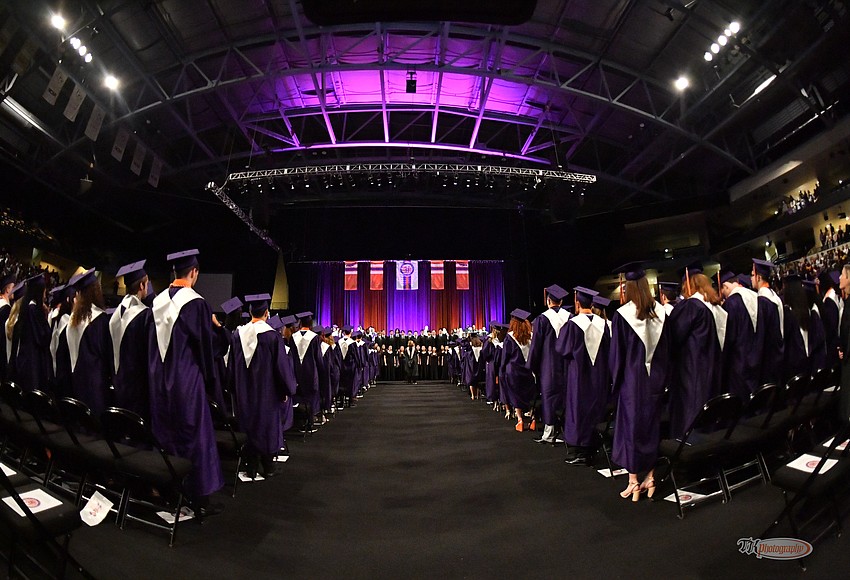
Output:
[[7, 274, 51, 392], [148, 249, 224, 515], [400, 339, 419, 384], [818, 270, 842, 370], [838, 265, 850, 420], [109, 261, 153, 419], [500, 309, 536, 432], [292, 312, 325, 424], [751, 258, 784, 387], [0, 273, 15, 381], [419, 345, 430, 380]]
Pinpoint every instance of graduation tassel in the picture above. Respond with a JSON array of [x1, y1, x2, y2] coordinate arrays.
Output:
[[685, 267, 691, 297], [716, 270, 721, 290], [619, 273, 625, 305]]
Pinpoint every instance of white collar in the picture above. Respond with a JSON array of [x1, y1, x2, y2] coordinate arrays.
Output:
[[758, 286, 784, 338], [542, 307, 570, 338], [616, 301, 665, 375], [66, 306, 105, 372], [239, 320, 274, 367], [109, 295, 148, 372], [507, 331, 532, 361], [569, 313, 606, 365], [292, 329, 317, 362], [729, 286, 759, 333], [152, 287, 203, 361], [690, 293, 728, 350]]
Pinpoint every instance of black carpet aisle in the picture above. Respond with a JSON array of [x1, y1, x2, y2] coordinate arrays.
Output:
[[66, 383, 850, 579]]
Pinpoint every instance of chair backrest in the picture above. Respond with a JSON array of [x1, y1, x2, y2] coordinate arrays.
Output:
[[57, 397, 100, 445], [783, 373, 810, 413], [23, 389, 60, 434], [208, 400, 242, 449], [687, 393, 743, 441], [100, 407, 157, 458], [0, 381, 25, 421], [748, 383, 778, 428]]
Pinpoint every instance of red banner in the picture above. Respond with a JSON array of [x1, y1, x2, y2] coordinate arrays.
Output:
[[456, 260, 469, 290], [430, 260, 444, 290], [370, 261, 384, 290], [344, 261, 358, 291]]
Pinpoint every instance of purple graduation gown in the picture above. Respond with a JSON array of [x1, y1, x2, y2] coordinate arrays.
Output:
[[809, 307, 827, 373], [756, 290, 784, 386], [722, 290, 760, 399], [280, 338, 296, 432], [8, 301, 52, 391], [230, 322, 296, 455], [292, 329, 324, 413], [462, 346, 485, 386], [319, 341, 334, 411], [337, 336, 356, 396], [148, 287, 224, 499], [352, 340, 366, 395], [556, 314, 611, 447], [482, 339, 500, 401], [527, 309, 568, 425], [820, 293, 840, 369], [110, 300, 152, 418], [499, 333, 536, 410], [666, 298, 723, 439], [611, 302, 670, 474], [65, 312, 113, 417]]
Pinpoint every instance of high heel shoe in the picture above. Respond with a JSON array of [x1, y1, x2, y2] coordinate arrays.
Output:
[[515, 419, 524, 432], [640, 477, 656, 498], [620, 481, 641, 502]]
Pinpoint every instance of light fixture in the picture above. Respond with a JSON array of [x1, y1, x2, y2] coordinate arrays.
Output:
[[70, 37, 81, 49], [78, 45, 87, 56], [729, 21, 741, 34], [717, 35, 728, 46], [765, 240, 771, 247], [674, 76, 689, 91], [710, 43, 720, 54], [84, 53, 93, 63], [406, 72, 417, 94], [724, 28, 731, 37], [104, 74, 119, 90], [50, 14, 66, 30], [704, 52, 713, 62]]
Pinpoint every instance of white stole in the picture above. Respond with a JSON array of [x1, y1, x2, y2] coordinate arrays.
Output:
[[663, 302, 674, 316], [239, 320, 274, 368], [542, 307, 570, 338], [472, 345, 482, 361], [339, 336, 352, 359], [617, 301, 666, 375], [66, 307, 105, 372], [730, 286, 759, 333], [507, 331, 532, 362], [109, 295, 148, 372], [826, 288, 843, 327], [569, 313, 606, 365], [320, 341, 331, 356], [691, 292, 728, 351], [50, 313, 70, 373], [152, 287, 203, 362], [292, 329, 317, 363]]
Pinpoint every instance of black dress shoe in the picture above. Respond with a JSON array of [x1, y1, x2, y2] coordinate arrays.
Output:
[[262, 469, 279, 479], [564, 454, 592, 466], [196, 502, 224, 518]]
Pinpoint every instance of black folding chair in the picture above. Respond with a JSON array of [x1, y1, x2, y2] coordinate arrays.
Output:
[[656, 393, 743, 519], [725, 384, 782, 488], [760, 422, 850, 570], [100, 408, 192, 547], [208, 400, 247, 497], [594, 405, 619, 478]]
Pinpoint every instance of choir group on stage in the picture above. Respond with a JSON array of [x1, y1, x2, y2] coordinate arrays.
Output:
[[3, 249, 849, 514]]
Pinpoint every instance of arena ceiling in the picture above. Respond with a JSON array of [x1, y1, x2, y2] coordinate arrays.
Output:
[[0, 0, 848, 242]]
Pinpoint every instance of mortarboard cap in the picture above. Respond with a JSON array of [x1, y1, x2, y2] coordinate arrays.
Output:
[[25, 273, 46, 289], [10, 281, 25, 300], [573, 286, 598, 306], [783, 272, 801, 282], [221, 296, 243, 315], [592, 295, 611, 308], [295, 311, 313, 319], [311, 324, 324, 334], [352, 330, 363, 338], [802, 280, 818, 293], [680, 261, 703, 282], [166, 249, 199, 271], [658, 281, 679, 293], [244, 293, 271, 312], [241, 312, 251, 320], [268, 315, 283, 330], [545, 284, 569, 302], [341, 324, 353, 333], [751, 258, 774, 278], [510, 308, 531, 321], [613, 261, 646, 281], [281, 314, 298, 327], [719, 270, 737, 285], [116, 260, 147, 287], [0, 273, 15, 289], [737, 274, 753, 289], [68, 268, 97, 290]]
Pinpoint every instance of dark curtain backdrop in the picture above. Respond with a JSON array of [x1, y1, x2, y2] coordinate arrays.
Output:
[[309, 261, 505, 331]]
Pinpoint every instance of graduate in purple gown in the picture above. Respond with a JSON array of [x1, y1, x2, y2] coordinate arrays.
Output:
[[48, 284, 74, 396], [271, 315, 297, 434], [557, 287, 611, 463], [527, 284, 571, 444], [214, 296, 245, 414], [803, 280, 827, 373], [462, 335, 485, 399], [337, 325, 357, 404], [751, 258, 785, 386], [610, 263, 670, 501], [291, 311, 325, 422], [315, 325, 335, 419], [352, 330, 368, 397], [7, 275, 52, 392], [0, 273, 15, 381], [148, 249, 224, 512], [500, 309, 536, 432], [54, 268, 113, 416], [658, 282, 680, 316], [229, 294, 296, 477], [782, 277, 827, 379], [818, 271, 842, 369], [666, 269, 727, 439], [481, 322, 504, 404], [719, 271, 760, 399], [109, 261, 153, 419]]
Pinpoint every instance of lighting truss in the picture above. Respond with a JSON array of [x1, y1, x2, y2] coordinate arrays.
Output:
[[227, 164, 597, 184], [206, 182, 280, 252]]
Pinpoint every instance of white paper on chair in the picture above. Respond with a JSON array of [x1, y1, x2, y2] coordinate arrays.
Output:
[[80, 491, 113, 526], [786, 453, 838, 474], [3, 488, 63, 517], [238, 472, 265, 482], [0, 463, 16, 477], [597, 468, 627, 478], [273, 455, 290, 463], [821, 437, 849, 452], [824, 386, 836, 392], [156, 506, 194, 524], [663, 490, 707, 505]]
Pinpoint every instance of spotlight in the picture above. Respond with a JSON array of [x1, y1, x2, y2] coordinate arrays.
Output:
[[704, 52, 713, 62], [718, 35, 727, 46], [78, 45, 87, 56], [70, 37, 81, 49], [710, 43, 720, 54], [84, 53, 93, 63], [104, 74, 119, 90], [723, 28, 731, 37], [729, 21, 741, 34], [406, 72, 417, 94], [674, 76, 689, 91], [50, 14, 66, 30]]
